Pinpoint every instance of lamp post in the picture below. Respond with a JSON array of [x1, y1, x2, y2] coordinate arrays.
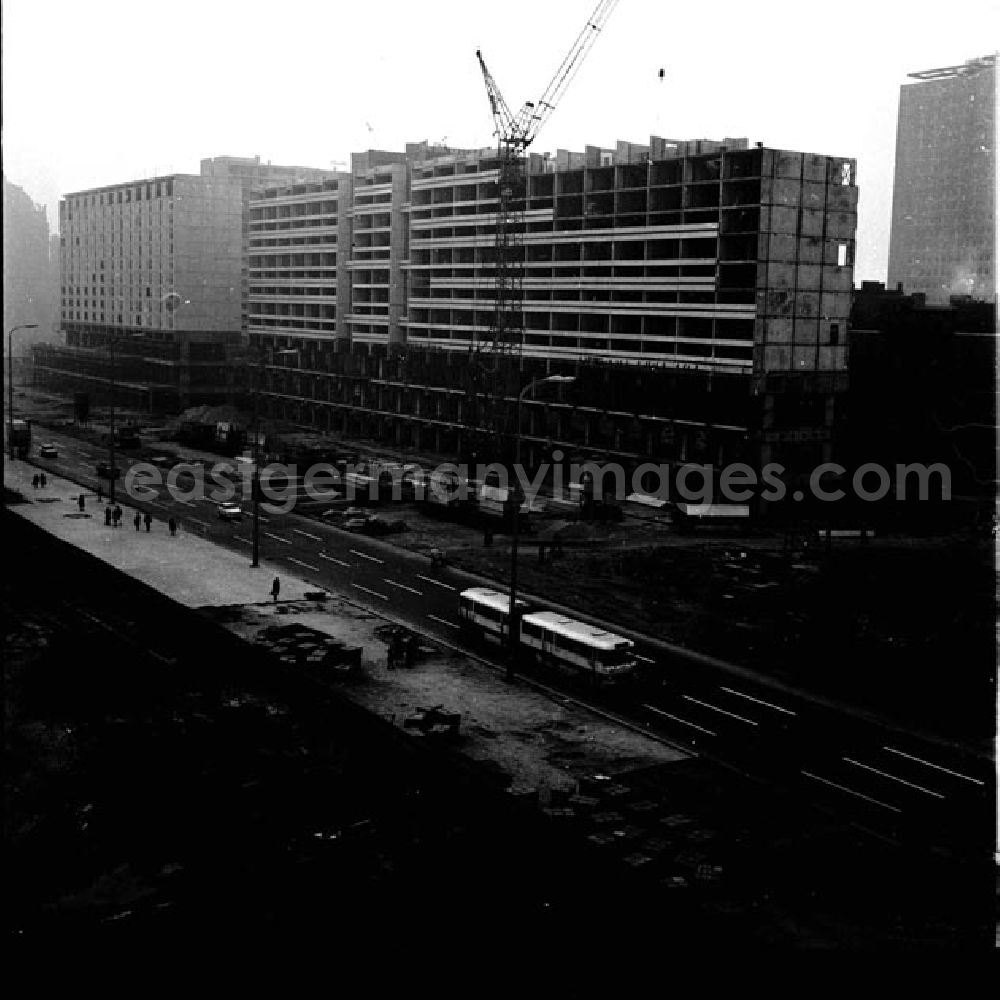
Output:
[[248, 346, 296, 568], [7, 323, 38, 455], [507, 374, 575, 682]]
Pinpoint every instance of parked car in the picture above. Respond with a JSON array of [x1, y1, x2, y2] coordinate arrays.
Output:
[[217, 502, 243, 522], [96, 462, 121, 480], [39, 443, 58, 459], [360, 517, 408, 536]]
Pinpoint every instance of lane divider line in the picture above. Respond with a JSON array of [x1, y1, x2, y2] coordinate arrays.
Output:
[[883, 747, 985, 785], [384, 578, 422, 596], [427, 614, 460, 630], [416, 574, 456, 591], [287, 556, 320, 573], [719, 685, 796, 716], [682, 694, 759, 726], [265, 532, 291, 545], [642, 703, 716, 737], [843, 757, 946, 799], [802, 770, 902, 813], [350, 549, 383, 564], [318, 552, 350, 567], [352, 583, 389, 601], [293, 529, 321, 542]]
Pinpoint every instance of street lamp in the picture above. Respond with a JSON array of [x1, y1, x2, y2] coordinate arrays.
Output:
[[7, 323, 38, 455], [507, 374, 575, 682], [248, 346, 296, 568]]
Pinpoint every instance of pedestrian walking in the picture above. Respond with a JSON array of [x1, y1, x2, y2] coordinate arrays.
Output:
[[113, 504, 123, 528], [134, 511, 142, 531], [32, 474, 39, 489], [105, 506, 113, 526], [271, 576, 281, 602], [40, 473, 47, 489], [168, 517, 177, 537], [78, 494, 86, 512], [144, 511, 152, 532], [97, 486, 103, 503]]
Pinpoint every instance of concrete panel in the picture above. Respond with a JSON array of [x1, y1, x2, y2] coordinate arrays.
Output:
[[774, 150, 803, 179], [791, 345, 816, 369], [793, 318, 819, 344], [796, 265, 823, 290], [765, 263, 795, 289], [801, 181, 827, 210], [818, 345, 848, 370], [797, 236, 823, 263], [826, 213, 856, 239], [826, 185, 859, 211], [761, 177, 801, 207], [764, 205, 799, 234], [764, 345, 791, 370], [795, 292, 820, 318], [764, 317, 794, 342], [822, 266, 854, 292], [823, 239, 853, 266], [820, 290, 852, 320], [766, 233, 797, 261], [800, 209, 825, 237], [827, 158, 856, 187], [803, 154, 829, 183], [758, 290, 795, 316]]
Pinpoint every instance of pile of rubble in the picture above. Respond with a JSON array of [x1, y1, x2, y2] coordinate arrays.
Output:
[[253, 623, 363, 677]]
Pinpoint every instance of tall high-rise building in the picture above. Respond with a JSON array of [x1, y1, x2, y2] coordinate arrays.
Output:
[[887, 54, 996, 304]]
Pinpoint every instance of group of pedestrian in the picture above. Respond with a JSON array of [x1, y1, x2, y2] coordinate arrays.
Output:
[[104, 504, 124, 527], [101, 504, 174, 535], [30, 473, 47, 489]]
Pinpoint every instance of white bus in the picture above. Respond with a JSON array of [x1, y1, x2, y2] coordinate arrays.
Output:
[[458, 588, 635, 682]]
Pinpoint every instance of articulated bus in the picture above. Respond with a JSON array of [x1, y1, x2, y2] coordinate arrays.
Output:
[[458, 587, 636, 683]]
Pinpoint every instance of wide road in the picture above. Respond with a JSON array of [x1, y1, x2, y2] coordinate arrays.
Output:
[[25, 427, 995, 864]]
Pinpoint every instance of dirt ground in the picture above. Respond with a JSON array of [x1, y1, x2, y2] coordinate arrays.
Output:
[[215, 596, 687, 797]]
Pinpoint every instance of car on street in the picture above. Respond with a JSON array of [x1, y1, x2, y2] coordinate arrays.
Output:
[[96, 462, 122, 479], [39, 443, 58, 459], [217, 502, 243, 522]]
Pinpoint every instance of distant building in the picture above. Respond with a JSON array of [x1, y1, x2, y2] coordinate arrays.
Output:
[[3, 175, 59, 352], [887, 55, 996, 304], [35, 157, 335, 413]]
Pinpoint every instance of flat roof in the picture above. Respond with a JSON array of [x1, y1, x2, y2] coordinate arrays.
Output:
[[521, 612, 632, 650], [460, 588, 531, 613]]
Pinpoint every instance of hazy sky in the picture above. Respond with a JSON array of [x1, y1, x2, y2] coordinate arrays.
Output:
[[3, 0, 997, 282]]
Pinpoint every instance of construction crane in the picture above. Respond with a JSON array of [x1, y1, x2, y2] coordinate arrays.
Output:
[[467, 0, 619, 462]]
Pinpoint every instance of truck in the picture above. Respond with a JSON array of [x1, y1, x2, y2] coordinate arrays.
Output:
[[7, 419, 31, 459]]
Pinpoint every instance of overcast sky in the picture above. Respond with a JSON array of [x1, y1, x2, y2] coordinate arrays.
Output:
[[3, 0, 997, 282]]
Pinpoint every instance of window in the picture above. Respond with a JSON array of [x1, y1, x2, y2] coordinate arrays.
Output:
[[837, 244, 848, 267], [830, 323, 839, 345]]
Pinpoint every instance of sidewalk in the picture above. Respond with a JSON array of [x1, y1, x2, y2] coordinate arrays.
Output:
[[4, 458, 313, 609]]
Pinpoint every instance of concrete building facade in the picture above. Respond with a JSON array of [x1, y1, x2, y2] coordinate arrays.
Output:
[[250, 138, 857, 481], [888, 54, 996, 304]]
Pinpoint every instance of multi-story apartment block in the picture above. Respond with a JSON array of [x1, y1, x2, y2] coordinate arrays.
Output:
[[888, 54, 996, 304], [247, 172, 352, 348], [36, 158, 338, 413], [252, 138, 856, 481]]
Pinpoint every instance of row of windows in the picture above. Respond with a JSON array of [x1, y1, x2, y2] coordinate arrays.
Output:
[[63, 180, 174, 215]]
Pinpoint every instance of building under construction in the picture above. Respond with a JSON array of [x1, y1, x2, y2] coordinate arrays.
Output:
[[248, 137, 857, 479]]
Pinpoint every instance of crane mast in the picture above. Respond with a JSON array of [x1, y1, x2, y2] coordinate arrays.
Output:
[[469, 0, 618, 461]]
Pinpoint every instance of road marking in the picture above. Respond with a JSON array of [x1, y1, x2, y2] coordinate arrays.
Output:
[[190, 518, 210, 529], [265, 532, 291, 545], [427, 614, 460, 631], [350, 549, 383, 564], [642, 703, 716, 737], [384, 578, 422, 596], [293, 528, 321, 542], [176, 499, 194, 507], [149, 500, 165, 508], [884, 747, 985, 786], [287, 556, 319, 572], [801, 770, 902, 813], [318, 552, 350, 567], [352, 583, 389, 601], [416, 574, 456, 591], [682, 694, 758, 726], [843, 758, 945, 799], [635, 654, 655, 664], [234, 536, 252, 546], [719, 685, 797, 716]]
